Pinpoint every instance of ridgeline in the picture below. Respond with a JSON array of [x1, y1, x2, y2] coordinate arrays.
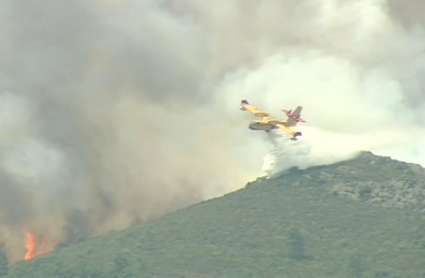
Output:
[[3, 151, 425, 278]]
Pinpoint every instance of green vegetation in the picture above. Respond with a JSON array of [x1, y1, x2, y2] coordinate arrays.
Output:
[[5, 152, 425, 277], [272, 151, 425, 210], [0, 248, 8, 277], [286, 226, 308, 261]]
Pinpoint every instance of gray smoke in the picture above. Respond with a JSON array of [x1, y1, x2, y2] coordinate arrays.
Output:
[[0, 0, 424, 263]]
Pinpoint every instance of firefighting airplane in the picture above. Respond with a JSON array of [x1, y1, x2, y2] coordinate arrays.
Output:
[[240, 100, 306, 140]]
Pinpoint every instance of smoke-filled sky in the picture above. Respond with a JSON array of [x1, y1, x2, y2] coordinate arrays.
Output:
[[0, 0, 424, 262]]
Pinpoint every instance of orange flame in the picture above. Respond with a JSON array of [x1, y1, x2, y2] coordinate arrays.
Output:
[[24, 231, 35, 260], [23, 230, 54, 261]]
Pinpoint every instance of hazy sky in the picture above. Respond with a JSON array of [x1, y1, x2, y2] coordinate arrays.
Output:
[[0, 0, 424, 262]]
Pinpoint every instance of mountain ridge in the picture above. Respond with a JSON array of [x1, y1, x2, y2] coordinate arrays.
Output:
[[3, 151, 425, 278], [265, 151, 425, 211]]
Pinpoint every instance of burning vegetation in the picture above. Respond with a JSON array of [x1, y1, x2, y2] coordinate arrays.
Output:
[[23, 230, 53, 261]]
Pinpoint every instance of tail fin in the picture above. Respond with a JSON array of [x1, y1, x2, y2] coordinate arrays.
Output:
[[283, 106, 305, 125], [290, 106, 302, 118]]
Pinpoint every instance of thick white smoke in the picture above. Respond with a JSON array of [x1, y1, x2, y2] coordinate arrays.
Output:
[[205, 1, 425, 175]]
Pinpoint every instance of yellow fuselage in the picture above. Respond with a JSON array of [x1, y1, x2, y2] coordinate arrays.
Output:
[[249, 118, 290, 131], [253, 118, 288, 125]]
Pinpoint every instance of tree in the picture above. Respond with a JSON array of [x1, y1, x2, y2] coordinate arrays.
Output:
[[347, 252, 365, 278], [287, 226, 307, 261], [0, 249, 8, 277]]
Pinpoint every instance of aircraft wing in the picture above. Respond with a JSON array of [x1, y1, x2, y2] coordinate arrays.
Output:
[[275, 123, 301, 139], [240, 100, 270, 118]]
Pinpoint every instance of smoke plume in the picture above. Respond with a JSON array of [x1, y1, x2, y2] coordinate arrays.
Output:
[[0, 0, 424, 262]]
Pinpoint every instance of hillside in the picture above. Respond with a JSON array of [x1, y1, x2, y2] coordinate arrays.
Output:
[[4, 151, 425, 278], [272, 151, 425, 211]]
